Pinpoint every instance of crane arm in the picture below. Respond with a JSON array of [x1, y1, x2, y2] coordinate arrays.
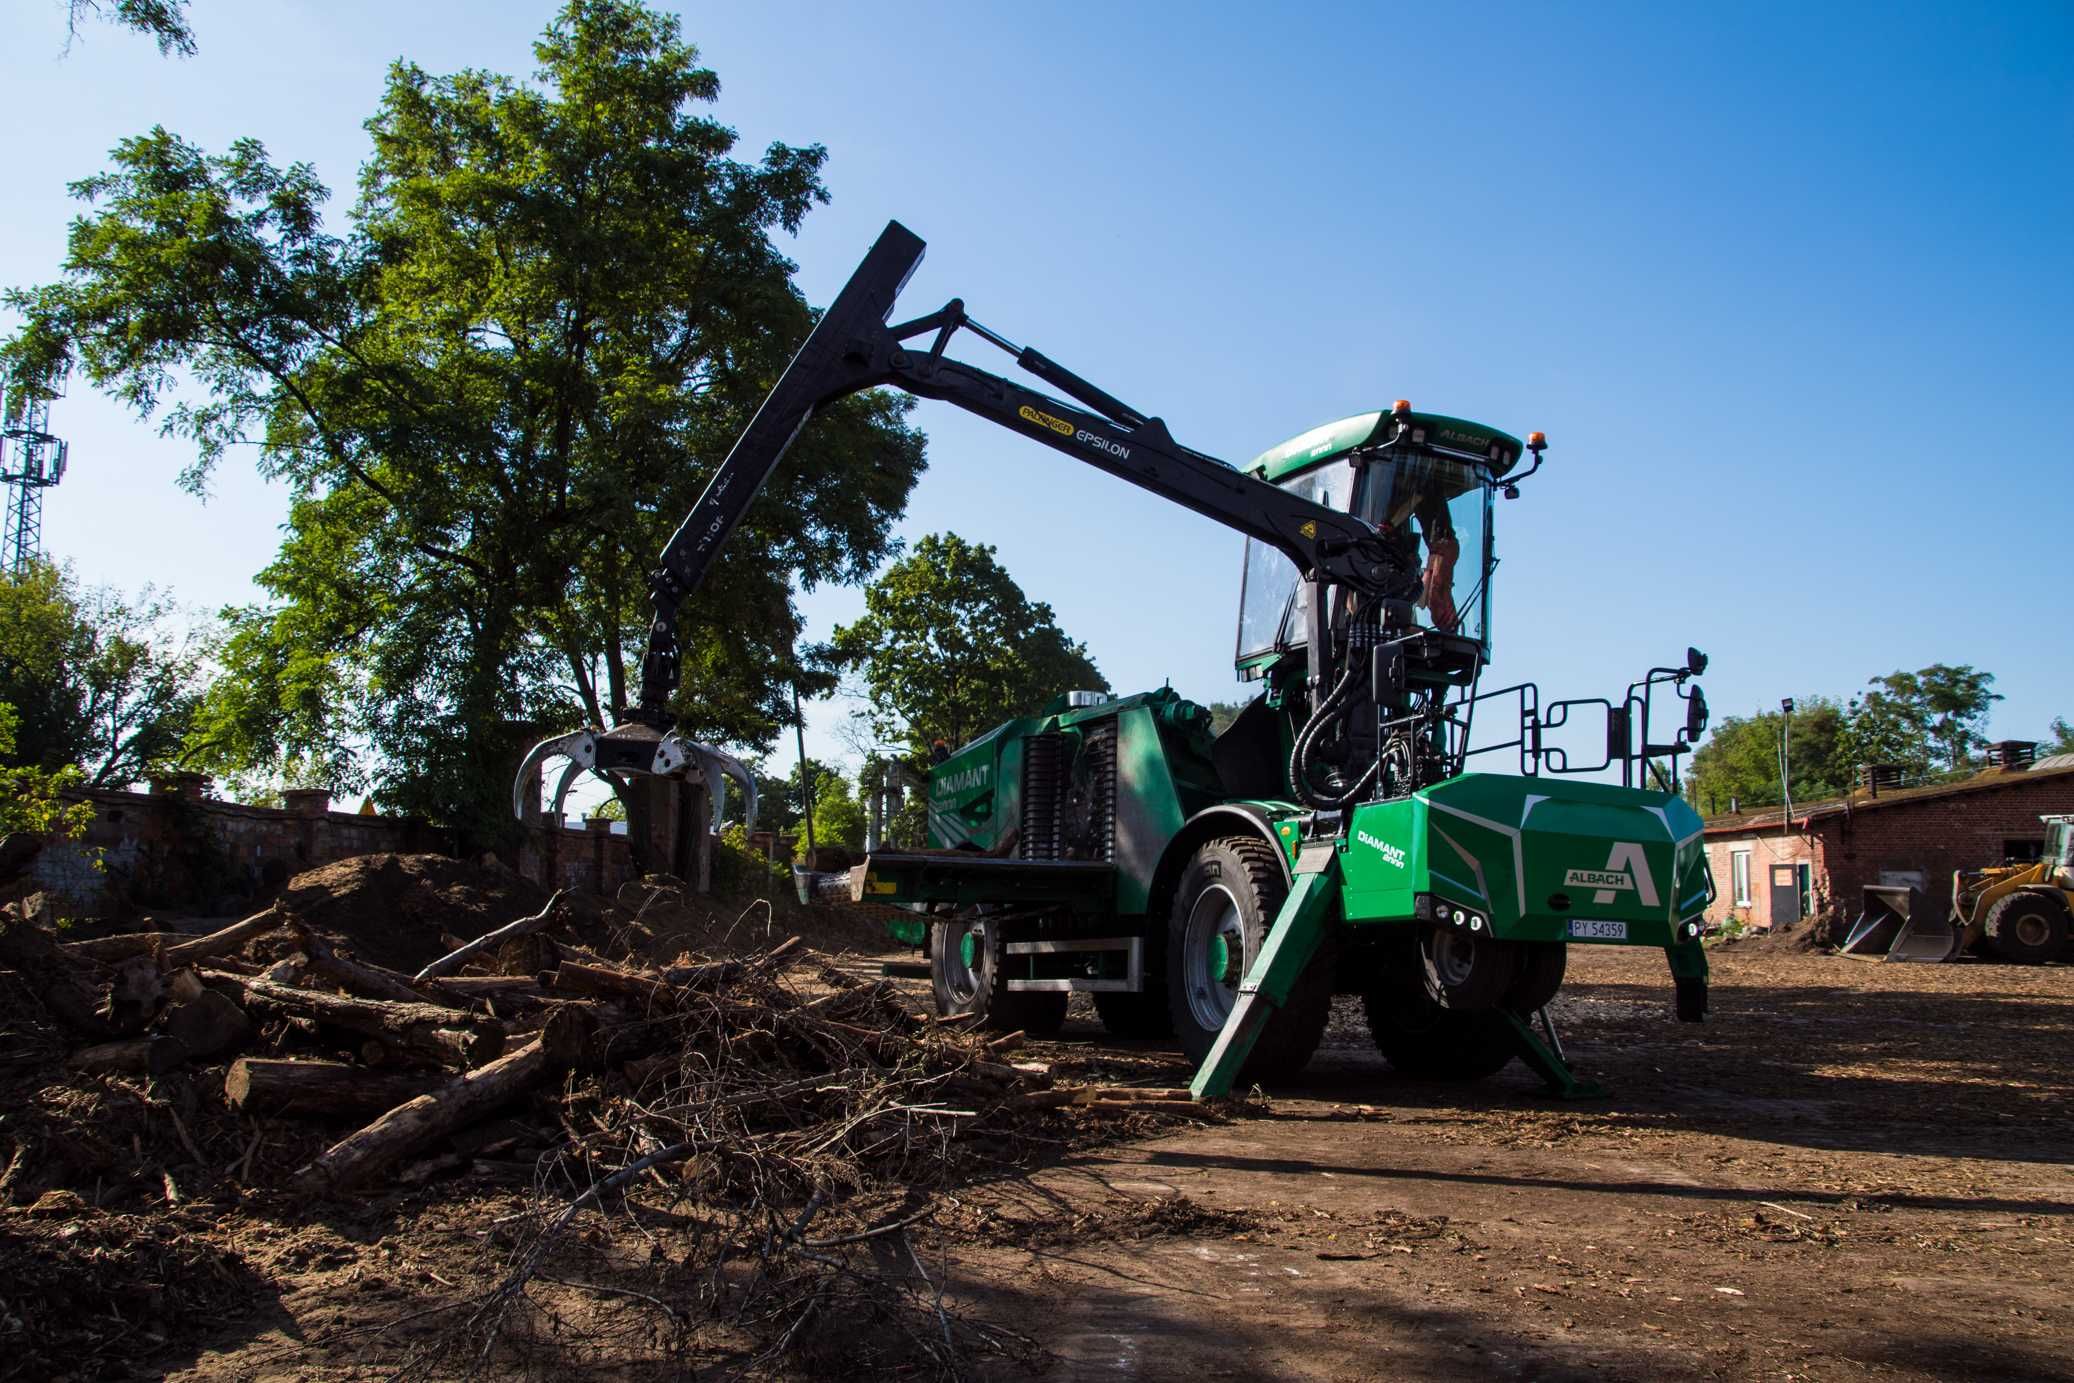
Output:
[[632, 218, 1412, 726]]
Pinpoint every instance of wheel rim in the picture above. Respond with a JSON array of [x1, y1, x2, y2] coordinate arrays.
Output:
[[943, 917, 985, 1003], [1425, 928, 1481, 988], [1183, 885, 1247, 1031], [2014, 911, 2052, 949]]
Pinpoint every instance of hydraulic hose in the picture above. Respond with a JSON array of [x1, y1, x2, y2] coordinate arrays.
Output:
[[1290, 652, 1372, 810]]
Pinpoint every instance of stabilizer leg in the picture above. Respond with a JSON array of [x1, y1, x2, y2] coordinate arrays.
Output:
[[1503, 1007, 1604, 1099], [1190, 844, 1339, 1100]]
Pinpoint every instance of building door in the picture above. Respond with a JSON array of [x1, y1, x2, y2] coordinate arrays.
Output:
[[1770, 863, 1803, 928]]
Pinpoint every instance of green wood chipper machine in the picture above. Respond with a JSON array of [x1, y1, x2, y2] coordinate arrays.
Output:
[[517, 221, 1717, 1098]]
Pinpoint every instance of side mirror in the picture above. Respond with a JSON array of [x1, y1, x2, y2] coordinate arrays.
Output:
[[1684, 686, 1710, 741], [1686, 647, 1709, 677]]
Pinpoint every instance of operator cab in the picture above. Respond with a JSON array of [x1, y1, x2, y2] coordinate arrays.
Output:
[[1235, 406, 1523, 685]]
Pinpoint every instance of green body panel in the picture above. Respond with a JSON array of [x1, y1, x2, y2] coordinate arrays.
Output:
[[1249, 410, 1525, 483], [910, 686, 1220, 917], [1336, 773, 1711, 945]]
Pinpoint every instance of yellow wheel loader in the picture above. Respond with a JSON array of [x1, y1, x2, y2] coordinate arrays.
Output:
[[1844, 815, 2074, 964], [1953, 814, 2074, 964]]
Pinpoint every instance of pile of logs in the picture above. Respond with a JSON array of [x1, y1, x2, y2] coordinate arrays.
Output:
[[5, 889, 1194, 1205]]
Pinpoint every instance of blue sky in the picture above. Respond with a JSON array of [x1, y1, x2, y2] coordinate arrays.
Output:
[[5, 1, 2071, 799]]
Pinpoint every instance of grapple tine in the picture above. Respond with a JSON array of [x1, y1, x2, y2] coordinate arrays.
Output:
[[512, 730, 598, 821]]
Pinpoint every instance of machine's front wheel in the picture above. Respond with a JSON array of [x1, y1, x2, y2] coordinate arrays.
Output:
[[1982, 894, 2069, 965], [1164, 837, 1333, 1084], [930, 911, 1068, 1035], [1362, 966, 1517, 1081]]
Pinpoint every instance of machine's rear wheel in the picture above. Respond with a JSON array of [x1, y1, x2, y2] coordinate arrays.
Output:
[[1362, 963, 1517, 1080], [1164, 837, 1333, 1084], [1368, 945, 1518, 1086], [1419, 926, 1519, 1011], [930, 911, 1068, 1034], [1982, 894, 2068, 965], [1505, 942, 1568, 1014]]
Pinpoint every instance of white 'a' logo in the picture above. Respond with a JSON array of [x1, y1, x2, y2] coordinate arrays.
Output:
[[1596, 842, 1659, 907]]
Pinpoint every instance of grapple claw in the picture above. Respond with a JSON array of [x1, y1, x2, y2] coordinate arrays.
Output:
[[513, 724, 757, 832]]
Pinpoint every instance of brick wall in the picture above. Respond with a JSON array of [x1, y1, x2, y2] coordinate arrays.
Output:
[[1704, 770, 2074, 929], [34, 782, 639, 918]]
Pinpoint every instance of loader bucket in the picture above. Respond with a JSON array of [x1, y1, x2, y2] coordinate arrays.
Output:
[[1841, 885, 1959, 962]]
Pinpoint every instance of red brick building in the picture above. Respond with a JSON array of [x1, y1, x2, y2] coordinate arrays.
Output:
[[1701, 756, 2074, 931]]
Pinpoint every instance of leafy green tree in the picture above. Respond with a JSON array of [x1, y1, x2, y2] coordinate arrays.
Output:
[[2050, 717, 2074, 756], [1835, 664, 2000, 776], [828, 533, 1105, 765], [1685, 696, 1850, 815], [0, 563, 205, 788], [805, 773, 865, 854], [1914, 663, 2001, 769], [5, 1, 924, 841], [63, 0, 196, 56], [0, 703, 94, 839]]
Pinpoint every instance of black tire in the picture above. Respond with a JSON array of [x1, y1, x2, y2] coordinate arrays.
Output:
[[1164, 836, 1333, 1085], [929, 911, 1069, 1035], [1093, 988, 1174, 1039], [1505, 942, 1568, 1014], [1362, 963, 1517, 1081], [1419, 925, 1519, 1011], [1982, 894, 2068, 965]]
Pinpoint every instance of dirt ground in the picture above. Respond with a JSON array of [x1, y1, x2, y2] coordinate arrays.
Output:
[[36, 938, 2074, 1381], [931, 944, 2074, 1381]]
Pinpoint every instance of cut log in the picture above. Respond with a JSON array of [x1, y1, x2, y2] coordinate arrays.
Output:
[[160, 989, 252, 1059], [550, 959, 678, 1005], [71, 1035, 188, 1076], [294, 923, 459, 1008], [202, 971, 505, 1067], [422, 975, 546, 1003], [412, 891, 565, 981], [162, 909, 284, 967], [62, 932, 181, 964], [292, 1039, 549, 1192], [226, 1058, 446, 1120]]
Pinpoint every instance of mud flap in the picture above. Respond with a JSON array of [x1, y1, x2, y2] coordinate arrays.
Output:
[[1189, 843, 1338, 1100], [1667, 939, 1708, 1021]]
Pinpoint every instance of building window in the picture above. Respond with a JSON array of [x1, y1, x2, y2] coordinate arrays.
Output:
[[1731, 850, 1752, 907]]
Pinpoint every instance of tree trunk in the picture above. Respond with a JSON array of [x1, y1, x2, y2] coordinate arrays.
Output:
[[225, 1058, 447, 1120], [294, 923, 459, 1007], [163, 910, 284, 967], [202, 971, 505, 1067], [71, 1035, 188, 1076], [292, 1039, 549, 1192]]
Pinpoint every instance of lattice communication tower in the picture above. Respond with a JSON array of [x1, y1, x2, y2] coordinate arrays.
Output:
[[0, 373, 69, 575]]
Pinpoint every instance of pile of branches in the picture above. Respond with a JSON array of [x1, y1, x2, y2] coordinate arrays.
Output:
[[2, 885, 1208, 1375], [428, 959, 1079, 1377]]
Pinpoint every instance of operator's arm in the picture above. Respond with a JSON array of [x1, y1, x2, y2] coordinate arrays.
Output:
[[1416, 501, 1460, 632]]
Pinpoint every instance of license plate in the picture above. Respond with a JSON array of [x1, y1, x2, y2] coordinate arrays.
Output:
[[1568, 918, 1628, 941]]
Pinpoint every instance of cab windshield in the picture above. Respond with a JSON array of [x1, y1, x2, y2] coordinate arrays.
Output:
[[1235, 451, 1493, 668]]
